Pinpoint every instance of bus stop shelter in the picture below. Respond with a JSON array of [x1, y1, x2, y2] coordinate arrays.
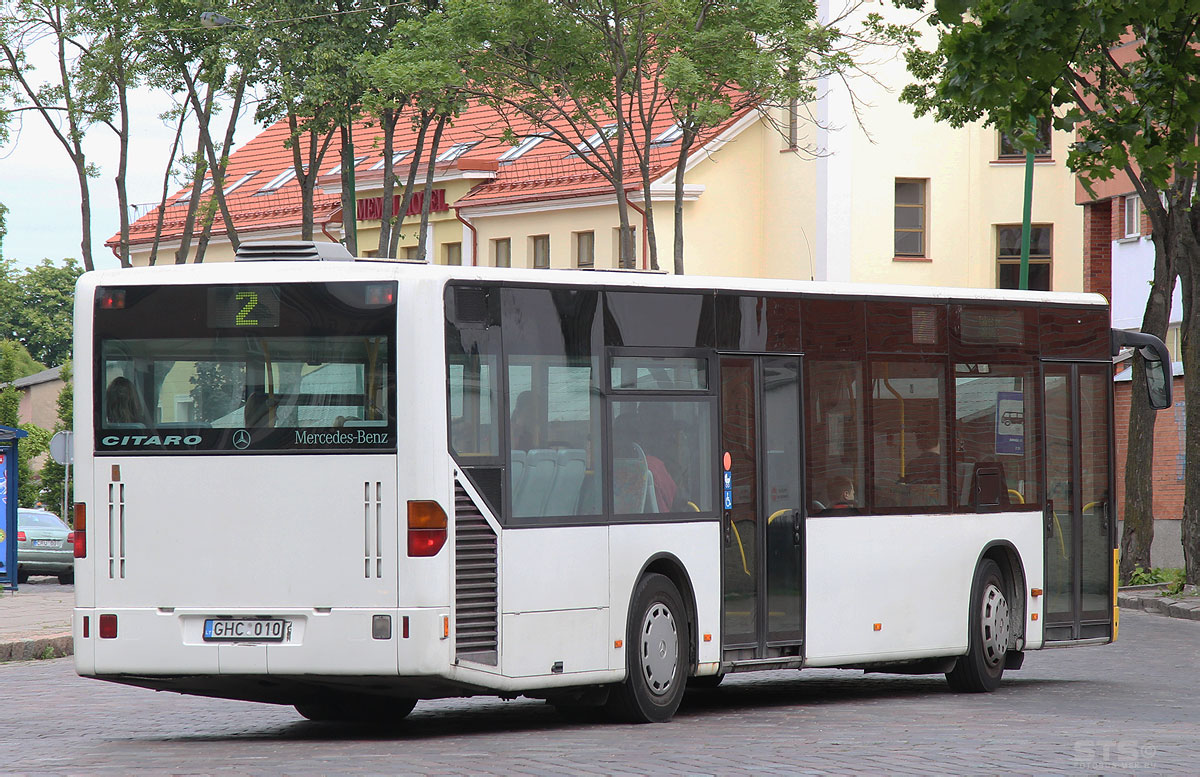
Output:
[[0, 424, 28, 590]]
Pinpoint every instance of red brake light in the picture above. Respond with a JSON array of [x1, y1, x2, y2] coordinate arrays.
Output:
[[17, 530, 26, 542], [73, 503, 86, 558], [66, 531, 75, 544], [407, 500, 447, 557], [99, 614, 118, 639]]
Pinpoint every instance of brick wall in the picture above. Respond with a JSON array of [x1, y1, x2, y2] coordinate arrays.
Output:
[[1084, 199, 1112, 298], [1113, 374, 1185, 522]]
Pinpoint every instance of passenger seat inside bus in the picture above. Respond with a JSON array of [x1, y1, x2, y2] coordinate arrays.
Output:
[[510, 448, 594, 518]]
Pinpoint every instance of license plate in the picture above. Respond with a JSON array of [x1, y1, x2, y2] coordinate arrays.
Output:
[[203, 618, 289, 642], [32, 539, 60, 548]]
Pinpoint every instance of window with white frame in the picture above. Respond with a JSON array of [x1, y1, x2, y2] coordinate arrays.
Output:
[[437, 142, 479, 163], [568, 124, 617, 157], [222, 171, 260, 196], [652, 124, 684, 146], [498, 136, 544, 162], [257, 168, 298, 194], [1124, 194, 1141, 237], [370, 151, 412, 170], [177, 178, 213, 204]]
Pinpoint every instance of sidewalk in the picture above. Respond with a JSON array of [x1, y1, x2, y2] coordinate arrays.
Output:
[[0, 577, 74, 662], [1118, 583, 1200, 622]]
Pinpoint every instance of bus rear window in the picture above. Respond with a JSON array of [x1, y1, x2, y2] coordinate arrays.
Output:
[[94, 282, 396, 454]]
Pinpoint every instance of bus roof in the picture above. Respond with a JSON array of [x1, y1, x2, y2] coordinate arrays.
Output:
[[80, 260, 1109, 310]]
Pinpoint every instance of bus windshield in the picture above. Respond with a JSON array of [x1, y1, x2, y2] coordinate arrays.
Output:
[[94, 281, 396, 454]]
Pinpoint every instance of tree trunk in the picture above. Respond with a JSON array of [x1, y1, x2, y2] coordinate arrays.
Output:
[[1179, 199, 1200, 585], [377, 108, 397, 255], [389, 113, 432, 258], [1118, 184, 1176, 580], [113, 59, 132, 268], [149, 110, 187, 266], [416, 116, 448, 262], [339, 112, 358, 256], [672, 128, 695, 276]]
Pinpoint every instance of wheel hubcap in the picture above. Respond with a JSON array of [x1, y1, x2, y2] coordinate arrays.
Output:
[[980, 583, 1010, 668], [640, 601, 678, 696]]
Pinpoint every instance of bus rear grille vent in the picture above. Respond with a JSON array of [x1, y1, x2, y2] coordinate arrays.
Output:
[[455, 484, 498, 666]]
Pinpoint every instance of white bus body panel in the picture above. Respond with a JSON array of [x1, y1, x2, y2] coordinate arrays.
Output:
[[804, 511, 1044, 666]]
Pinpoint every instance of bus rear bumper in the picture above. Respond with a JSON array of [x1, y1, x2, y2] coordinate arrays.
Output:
[[75, 606, 452, 680]]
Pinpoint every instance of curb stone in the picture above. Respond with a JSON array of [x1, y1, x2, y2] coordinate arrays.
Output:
[[0, 634, 73, 663], [1118, 589, 1200, 622]]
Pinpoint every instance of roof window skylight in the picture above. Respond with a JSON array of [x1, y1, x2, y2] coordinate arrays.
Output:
[[257, 168, 298, 194], [223, 170, 260, 195], [498, 135, 544, 162], [176, 178, 213, 204], [568, 124, 617, 157], [437, 142, 478, 162], [370, 151, 412, 170], [652, 124, 685, 145]]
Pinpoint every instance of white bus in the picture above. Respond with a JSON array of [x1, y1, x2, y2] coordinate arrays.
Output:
[[72, 241, 1170, 723]]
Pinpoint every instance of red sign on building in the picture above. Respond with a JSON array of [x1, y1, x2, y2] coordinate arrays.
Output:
[[356, 189, 448, 221]]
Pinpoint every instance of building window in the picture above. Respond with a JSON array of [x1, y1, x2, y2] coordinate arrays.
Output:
[[531, 235, 550, 269], [895, 179, 927, 258], [574, 231, 595, 268], [998, 119, 1052, 159], [493, 238, 511, 268], [256, 168, 297, 195], [437, 142, 479, 163], [996, 224, 1052, 291], [498, 136, 544, 162], [370, 151, 411, 171], [1124, 194, 1141, 237], [569, 124, 617, 157], [614, 226, 637, 269], [222, 171, 259, 196], [653, 124, 685, 146], [402, 246, 422, 261], [445, 242, 462, 266]]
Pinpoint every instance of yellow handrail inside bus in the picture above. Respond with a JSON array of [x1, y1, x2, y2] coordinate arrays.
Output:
[[731, 521, 751, 576], [1007, 489, 1025, 504]]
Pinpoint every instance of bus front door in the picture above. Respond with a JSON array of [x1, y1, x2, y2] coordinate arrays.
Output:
[[1043, 362, 1114, 643], [719, 355, 805, 661]]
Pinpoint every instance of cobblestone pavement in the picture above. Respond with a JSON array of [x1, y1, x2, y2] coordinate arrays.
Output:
[[2, 610, 1196, 775]]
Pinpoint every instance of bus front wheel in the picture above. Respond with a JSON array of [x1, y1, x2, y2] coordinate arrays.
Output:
[[607, 573, 688, 723], [946, 558, 1010, 693]]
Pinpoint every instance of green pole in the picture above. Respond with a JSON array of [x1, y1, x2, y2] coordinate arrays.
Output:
[[1019, 146, 1035, 291]]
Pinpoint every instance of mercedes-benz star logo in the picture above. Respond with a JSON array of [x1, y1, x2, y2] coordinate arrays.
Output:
[[233, 429, 252, 450]]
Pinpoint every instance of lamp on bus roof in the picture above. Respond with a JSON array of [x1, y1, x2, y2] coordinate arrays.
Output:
[[98, 289, 126, 310]]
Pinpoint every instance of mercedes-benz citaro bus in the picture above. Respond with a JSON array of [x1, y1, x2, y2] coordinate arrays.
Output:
[[71, 241, 1171, 724]]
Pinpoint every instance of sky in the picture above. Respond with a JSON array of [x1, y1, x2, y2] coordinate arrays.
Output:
[[0, 48, 260, 271]]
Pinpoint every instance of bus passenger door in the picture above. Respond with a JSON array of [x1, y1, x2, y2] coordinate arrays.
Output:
[[719, 355, 805, 661], [1043, 363, 1113, 643]]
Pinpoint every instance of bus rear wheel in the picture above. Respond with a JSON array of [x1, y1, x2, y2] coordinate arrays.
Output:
[[294, 694, 417, 723], [607, 573, 688, 723], [947, 558, 1010, 693]]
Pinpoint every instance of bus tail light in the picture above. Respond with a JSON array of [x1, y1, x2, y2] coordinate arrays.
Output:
[[407, 500, 447, 557], [73, 503, 86, 558], [99, 614, 118, 639]]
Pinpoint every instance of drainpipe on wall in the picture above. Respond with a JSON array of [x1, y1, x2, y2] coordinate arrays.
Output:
[[454, 206, 478, 266], [626, 196, 650, 271], [321, 208, 344, 247]]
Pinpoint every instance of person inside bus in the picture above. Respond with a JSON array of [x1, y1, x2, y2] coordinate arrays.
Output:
[[903, 426, 943, 486], [614, 409, 678, 512], [510, 391, 539, 451], [105, 376, 147, 426], [824, 475, 857, 511], [244, 390, 273, 427]]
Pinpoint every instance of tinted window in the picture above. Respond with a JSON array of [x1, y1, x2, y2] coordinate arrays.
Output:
[[504, 287, 603, 521], [95, 282, 396, 455], [871, 360, 948, 510], [605, 292, 715, 348], [955, 364, 1041, 509]]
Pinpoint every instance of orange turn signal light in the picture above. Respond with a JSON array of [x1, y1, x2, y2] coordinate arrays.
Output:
[[407, 500, 448, 557]]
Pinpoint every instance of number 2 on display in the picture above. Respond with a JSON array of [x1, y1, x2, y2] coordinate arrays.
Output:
[[235, 291, 259, 326]]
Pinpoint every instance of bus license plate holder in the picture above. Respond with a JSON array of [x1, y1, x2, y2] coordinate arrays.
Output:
[[203, 618, 289, 642]]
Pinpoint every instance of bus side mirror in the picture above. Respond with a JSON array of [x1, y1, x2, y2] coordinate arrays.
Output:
[[1112, 329, 1172, 410]]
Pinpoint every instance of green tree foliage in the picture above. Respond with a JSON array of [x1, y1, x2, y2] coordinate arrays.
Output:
[[38, 361, 71, 517], [0, 340, 46, 507], [902, 0, 1200, 583], [189, 361, 240, 423], [0, 257, 82, 367]]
